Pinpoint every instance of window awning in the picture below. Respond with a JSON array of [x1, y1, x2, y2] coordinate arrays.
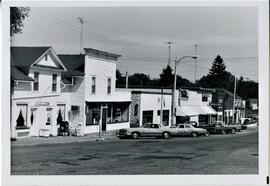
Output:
[[176, 106, 199, 116], [176, 105, 217, 116], [200, 106, 217, 115]]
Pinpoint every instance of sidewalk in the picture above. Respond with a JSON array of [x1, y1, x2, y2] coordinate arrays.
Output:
[[11, 130, 118, 147]]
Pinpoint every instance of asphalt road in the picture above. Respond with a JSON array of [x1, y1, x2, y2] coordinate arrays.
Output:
[[11, 126, 258, 175]]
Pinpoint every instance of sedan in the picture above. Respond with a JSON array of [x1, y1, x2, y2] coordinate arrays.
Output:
[[172, 124, 209, 137]]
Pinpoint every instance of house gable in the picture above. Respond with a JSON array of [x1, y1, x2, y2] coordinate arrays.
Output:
[[32, 48, 67, 71]]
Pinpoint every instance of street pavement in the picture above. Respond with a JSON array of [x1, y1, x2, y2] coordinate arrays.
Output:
[[11, 125, 258, 175]]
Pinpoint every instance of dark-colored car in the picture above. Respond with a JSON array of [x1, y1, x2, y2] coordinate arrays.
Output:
[[200, 122, 237, 135]]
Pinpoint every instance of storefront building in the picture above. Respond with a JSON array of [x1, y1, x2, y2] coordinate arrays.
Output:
[[11, 47, 131, 138], [59, 48, 131, 135], [130, 89, 172, 127], [175, 87, 217, 126], [211, 88, 246, 124], [11, 47, 68, 138]]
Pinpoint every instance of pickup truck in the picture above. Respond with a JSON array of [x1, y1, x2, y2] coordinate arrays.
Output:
[[200, 121, 237, 134], [216, 121, 242, 132]]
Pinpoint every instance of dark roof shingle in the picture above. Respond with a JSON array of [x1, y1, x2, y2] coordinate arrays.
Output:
[[58, 55, 85, 77]]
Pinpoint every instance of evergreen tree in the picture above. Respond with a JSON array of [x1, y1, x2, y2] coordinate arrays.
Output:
[[208, 55, 226, 77], [159, 65, 174, 88]]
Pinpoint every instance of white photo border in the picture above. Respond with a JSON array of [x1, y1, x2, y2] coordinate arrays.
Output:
[[1, 0, 269, 186]]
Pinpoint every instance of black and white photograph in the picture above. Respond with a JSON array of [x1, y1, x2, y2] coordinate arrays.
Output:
[[1, 0, 269, 186]]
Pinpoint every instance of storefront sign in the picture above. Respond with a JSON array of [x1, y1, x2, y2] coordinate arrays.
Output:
[[35, 101, 50, 106], [209, 102, 222, 107]]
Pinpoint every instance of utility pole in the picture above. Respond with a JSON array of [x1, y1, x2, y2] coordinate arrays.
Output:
[[125, 71, 128, 89], [160, 88, 163, 125], [233, 76, 237, 123], [194, 44, 198, 84], [165, 41, 174, 66], [78, 17, 84, 54]]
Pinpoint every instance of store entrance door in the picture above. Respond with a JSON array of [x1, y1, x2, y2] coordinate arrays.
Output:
[[101, 108, 107, 131]]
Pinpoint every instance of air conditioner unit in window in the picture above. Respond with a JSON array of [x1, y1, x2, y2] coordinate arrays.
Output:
[[71, 105, 80, 111]]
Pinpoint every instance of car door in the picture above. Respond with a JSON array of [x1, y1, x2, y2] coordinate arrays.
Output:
[[184, 124, 193, 136], [148, 124, 161, 137], [141, 124, 151, 137], [177, 124, 185, 136]]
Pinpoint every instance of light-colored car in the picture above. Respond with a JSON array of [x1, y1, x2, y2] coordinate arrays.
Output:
[[117, 123, 177, 139], [173, 124, 209, 137]]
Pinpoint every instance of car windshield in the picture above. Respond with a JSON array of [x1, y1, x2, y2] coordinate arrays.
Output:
[[143, 124, 151, 128]]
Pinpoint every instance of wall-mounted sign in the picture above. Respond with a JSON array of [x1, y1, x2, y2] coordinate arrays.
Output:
[[35, 101, 50, 106]]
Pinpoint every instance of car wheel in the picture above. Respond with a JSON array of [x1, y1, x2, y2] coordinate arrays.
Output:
[[204, 131, 210, 137], [231, 128, 236, 134], [221, 130, 226, 135], [162, 132, 171, 139], [131, 132, 139, 139], [191, 132, 198, 137]]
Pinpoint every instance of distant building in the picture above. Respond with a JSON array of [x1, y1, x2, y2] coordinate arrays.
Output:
[[211, 88, 245, 124], [11, 47, 131, 139], [175, 87, 217, 125], [128, 87, 217, 127]]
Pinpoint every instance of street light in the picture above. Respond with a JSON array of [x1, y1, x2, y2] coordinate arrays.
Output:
[[171, 55, 198, 126]]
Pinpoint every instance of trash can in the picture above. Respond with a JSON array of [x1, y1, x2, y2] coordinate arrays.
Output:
[[39, 129, 50, 137], [59, 121, 69, 136], [76, 124, 83, 136]]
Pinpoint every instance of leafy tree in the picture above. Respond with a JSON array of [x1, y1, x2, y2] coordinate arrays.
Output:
[[129, 73, 152, 87], [116, 69, 126, 87], [176, 75, 195, 88], [10, 7, 30, 37], [159, 65, 174, 88]]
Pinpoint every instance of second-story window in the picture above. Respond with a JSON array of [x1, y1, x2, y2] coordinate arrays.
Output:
[[45, 54, 48, 61], [91, 76, 96, 94], [33, 72, 39, 91], [52, 74, 57, 92], [202, 94, 208, 102], [107, 78, 111, 94]]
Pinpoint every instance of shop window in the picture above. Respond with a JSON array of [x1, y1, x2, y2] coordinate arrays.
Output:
[[52, 74, 57, 92], [142, 110, 153, 125], [107, 103, 129, 124], [33, 72, 39, 91], [46, 108, 53, 125], [86, 103, 100, 125], [107, 78, 111, 94], [91, 76, 96, 94], [16, 104, 28, 129], [157, 110, 169, 126], [57, 104, 66, 124]]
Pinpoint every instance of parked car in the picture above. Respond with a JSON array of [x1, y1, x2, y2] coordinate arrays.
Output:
[[117, 123, 177, 139], [200, 121, 237, 134], [241, 125, 248, 130], [173, 124, 209, 137]]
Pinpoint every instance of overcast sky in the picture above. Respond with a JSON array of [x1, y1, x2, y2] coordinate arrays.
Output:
[[12, 6, 258, 82]]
